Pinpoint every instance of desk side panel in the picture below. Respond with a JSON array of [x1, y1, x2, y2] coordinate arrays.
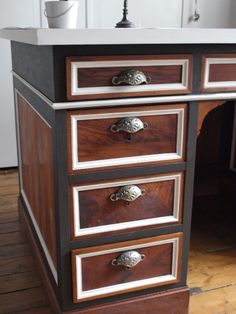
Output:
[[17, 93, 57, 270]]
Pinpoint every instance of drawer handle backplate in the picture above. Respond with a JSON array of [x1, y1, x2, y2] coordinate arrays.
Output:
[[112, 250, 145, 269], [112, 68, 151, 86], [110, 117, 148, 134], [110, 185, 145, 202]]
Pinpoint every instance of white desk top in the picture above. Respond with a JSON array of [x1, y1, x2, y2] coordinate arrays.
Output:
[[1, 28, 236, 46]]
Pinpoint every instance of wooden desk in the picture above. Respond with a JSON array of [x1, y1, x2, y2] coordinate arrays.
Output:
[[1, 28, 236, 314]]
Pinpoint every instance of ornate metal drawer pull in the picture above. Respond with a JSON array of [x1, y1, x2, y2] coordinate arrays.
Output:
[[110, 185, 145, 202], [112, 250, 145, 269], [112, 68, 151, 86], [110, 117, 148, 134]]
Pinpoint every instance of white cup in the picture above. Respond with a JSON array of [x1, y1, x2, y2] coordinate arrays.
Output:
[[45, 1, 79, 29]]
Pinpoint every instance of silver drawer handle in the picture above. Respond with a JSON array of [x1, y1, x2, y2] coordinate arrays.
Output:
[[110, 185, 145, 202], [112, 250, 145, 269], [112, 68, 151, 86], [110, 117, 148, 134]]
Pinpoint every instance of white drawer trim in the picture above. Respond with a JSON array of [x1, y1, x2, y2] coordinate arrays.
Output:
[[70, 59, 190, 96], [73, 173, 182, 237], [71, 108, 185, 170], [204, 57, 236, 90], [74, 236, 180, 301]]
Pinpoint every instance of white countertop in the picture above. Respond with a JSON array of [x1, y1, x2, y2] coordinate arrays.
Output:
[[1, 28, 236, 45]]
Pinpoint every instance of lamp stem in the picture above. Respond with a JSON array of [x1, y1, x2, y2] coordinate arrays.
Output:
[[115, 0, 135, 28]]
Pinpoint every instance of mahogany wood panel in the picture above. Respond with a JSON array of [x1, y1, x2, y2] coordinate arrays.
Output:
[[17, 94, 57, 268], [79, 181, 174, 228], [72, 233, 183, 302], [67, 104, 187, 172], [76, 65, 182, 88], [209, 64, 236, 83], [70, 172, 184, 239], [201, 54, 236, 92], [67, 288, 189, 314], [66, 55, 193, 100], [76, 115, 177, 162], [81, 243, 172, 291]]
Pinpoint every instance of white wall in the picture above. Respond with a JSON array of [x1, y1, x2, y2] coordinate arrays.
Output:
[[0, 0, 40, 168]]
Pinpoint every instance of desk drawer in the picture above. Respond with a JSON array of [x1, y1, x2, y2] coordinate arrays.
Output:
[[66, 55, 193, 100], [68, 104, 187, 172], [202, 54, 236, 92], [72, 233, 183, 302], [71, 172, 184, 239]]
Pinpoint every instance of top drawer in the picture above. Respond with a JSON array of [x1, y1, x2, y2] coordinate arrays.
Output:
[[66, 55, 193, 100], [201, 54, 236, 92]]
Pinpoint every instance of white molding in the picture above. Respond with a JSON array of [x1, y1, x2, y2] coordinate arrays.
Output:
[[51, 93, 236, 109], [230, 102, 236, 172], [71, 108, 185, 170], [73, 173, 182, 237], [70, 59, 189, 97], [15, 89, 58, 284], [203, 57, 236, 90], [74, 236, 180, 301]]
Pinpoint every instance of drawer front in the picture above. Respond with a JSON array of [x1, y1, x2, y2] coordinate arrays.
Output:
[[202, 54, 236, 92], [68, 104, 187, 172], [72, 233, 183, 302], [66, 55, 193, 100], [71, 173, 184, 238]]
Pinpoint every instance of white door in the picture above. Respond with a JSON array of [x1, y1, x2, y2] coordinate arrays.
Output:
[[0, 0, 40, 168]]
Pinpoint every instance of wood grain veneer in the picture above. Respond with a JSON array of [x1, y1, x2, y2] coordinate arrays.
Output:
[[70, 172, 184, 239], [72, 233, 183, 302], [17, 93, 57, 268], [66, 55, 193, 100], [201, 54, 236, 92], [67, 104, 187, 172]]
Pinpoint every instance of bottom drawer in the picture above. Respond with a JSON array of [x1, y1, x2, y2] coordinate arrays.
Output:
[[72, 233, 183, 303]]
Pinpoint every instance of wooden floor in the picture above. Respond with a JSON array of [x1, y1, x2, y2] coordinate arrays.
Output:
[[0, 170, 52, 314], [1, 170, 236, 314]]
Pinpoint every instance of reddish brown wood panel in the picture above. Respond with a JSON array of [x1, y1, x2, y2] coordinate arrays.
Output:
[[17, 94, 57, 268], [68, 104, 187, 172], [209, 63, 236, 83], [201, 54, 236, 92], [79, 180, 175, 228], [70, 172, 184, 239], [77, 65, 182, 88], [72, 233, 183, 302], [68, 288, 189, 314], [76, 114, 177, 162], [66, 55, 193, 100], [81, 243, 172, 291]]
